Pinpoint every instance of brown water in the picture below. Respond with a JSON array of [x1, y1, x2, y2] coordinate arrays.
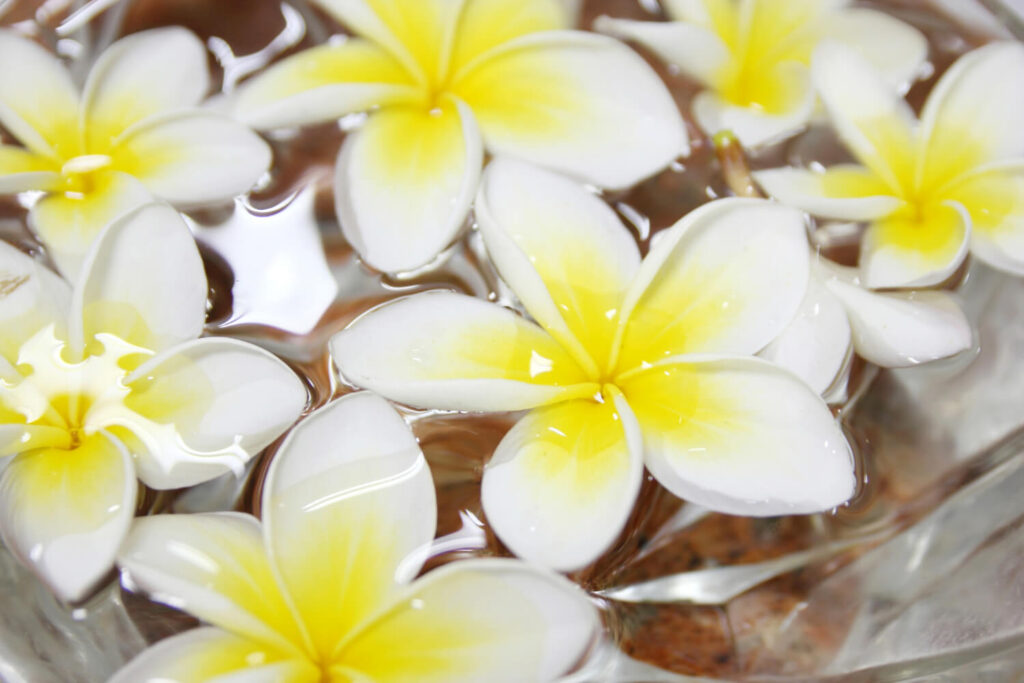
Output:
[[0, 0, 1008, 678]]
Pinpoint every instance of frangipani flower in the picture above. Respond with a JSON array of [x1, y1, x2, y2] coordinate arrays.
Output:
[[332, 159, 855, 571], [0, 202, 306, 602], [235, 0, 687, 273], [115, 392, 599, 683], [757, 42, 1024, 286], [0, 27, 271, 279], [597, 0, 926, 147]]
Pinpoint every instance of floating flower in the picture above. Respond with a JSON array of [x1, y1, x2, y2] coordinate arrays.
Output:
[[597, 0, 926, 147], [0, 203, 306, 602], [234, 0, 687, 273], [332, 159, 855, 571], [756, 42, 1024, 287], [0, 27, 271, 279], [115, 391, 598, 683]]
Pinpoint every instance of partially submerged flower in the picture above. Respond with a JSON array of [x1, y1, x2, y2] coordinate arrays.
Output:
[[598, 0, 925, 147], [0, 28, 271, 279], [115, 392, 598, 682], [235, 0, 687, 273], [332, 160, 855, 571], [757, 42, 1024, 285], [0, 203, 306, 602]]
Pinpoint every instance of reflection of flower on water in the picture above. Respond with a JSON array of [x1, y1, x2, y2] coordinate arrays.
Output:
[[115, 392, 598, 683], [333, 159, 855, 571], [598, 0, 926, 147], [234, 0, 687, 273], [0, 202, 306, 602], [0, 27, 270, 279]]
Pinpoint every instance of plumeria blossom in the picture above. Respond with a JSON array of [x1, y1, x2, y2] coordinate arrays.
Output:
[[757, 42, 1024, 287], [115, 392, 599, 683], [234, 0, 686, 273], [597, 0, 926, 147], [0, 202, 306, 602], [332, 159, 855, 571], [0, 27, 271, 279]]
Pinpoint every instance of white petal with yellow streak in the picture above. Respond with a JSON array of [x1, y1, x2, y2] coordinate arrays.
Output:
[[859, 201, 970, 289], [81, 27, 210, 153], [476, 158, 640, 376], [661, 0, 742, 33], [331, 291, 593, 412], [754, 165, 903, 221], [481, 394, 643, 571], [812, 43, 917, 194], [117, 513, 307, 656], [0, 145, 58, 193], [234, 38, 421, 130], [28, 171, 154, 281], [947, 162, 1024, 276], [334, 559, 598, 683], [335, 97, 482, 272], [0, 240, 70, 364], [0, 30, 80, 159], [73, 202, 206, 354], [110, 627, 318, 683], [111, 111, 271, 206], [452, 31, 687, 189], [116, 337, 307, 490], [262, 392, 435, 660], [451, 0, 575, 70], [917, 42, 1024, 194], [620, 356, 855, 516], [615, 199, 808, 372], [821, 8, 927, 93], [0, 432, 135, 602], [825, 276, 972, 368]]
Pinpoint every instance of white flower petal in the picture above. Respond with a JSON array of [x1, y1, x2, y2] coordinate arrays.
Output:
[[593, 16, 728, 88], [860, 200, 970, 289], [233, 39, 421, 130], [759, 267, 852, 395], [112, 111, 271, 206], [948, 162, 1024, 276], [110, 627, 316, 683], [0, 432, 135, 602], [451, 0, 576, 70], [918, 42, 1024, 192], [331, 291, 594, 412], [117, 513, 307, 655], [452, 31, 687, 189], [73, 202, 206, 354], [621, 356, 855, 516], [0, 144, 58, 193], [262, 392, 435, 659], [0, 239, 70, 363], [821, 8, 927, 92], [482, 393, 643, 571], [337, 559, 598, 683], [476, 158, 640, 377], [0, 30, 80, 158], [824, 277, 972, 368], [616, 198, 809, 372], [118, 337, 307, 489], [754, 165, 903, 221], [335, 96, 482, 273], [82, 27, 210, 151]]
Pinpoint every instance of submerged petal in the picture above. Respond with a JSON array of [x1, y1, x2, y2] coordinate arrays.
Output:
[[335, 559, 598, 683], [262, 393, 435, 660], [0, 240, 70, 364], [481, 394, 643, 571], [331, 292, 593, 412], [453, 31, 686, 189], [334, 97, 482, 272], [476, 159, 640, 376], [620, 357, 855, 515], [0, 432, 135, 602]]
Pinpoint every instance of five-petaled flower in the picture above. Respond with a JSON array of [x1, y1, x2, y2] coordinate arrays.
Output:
[[0, 27, 271, 279], [332, 159, 855, 571], [598, 0, 925, 147], [115, 392, 598, 683], [234, 0, 687, 273], [0, 202, 306, 602], [757, 42, 1024, 287]]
